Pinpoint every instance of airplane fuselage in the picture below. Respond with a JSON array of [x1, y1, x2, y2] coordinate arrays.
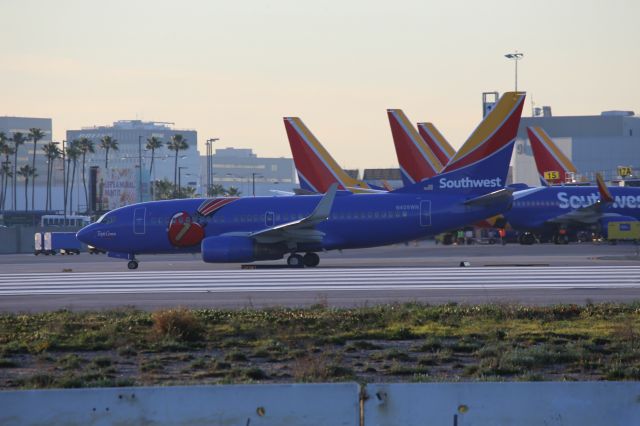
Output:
[[79, 191, 510, 259], [506, 186, 640, 231]]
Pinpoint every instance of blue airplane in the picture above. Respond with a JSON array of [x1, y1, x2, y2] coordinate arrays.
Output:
[[77, 92, 526, 269], [505, 173, 640, 244]]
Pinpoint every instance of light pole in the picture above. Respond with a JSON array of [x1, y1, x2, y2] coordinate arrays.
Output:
[[504, 51, 524, 92], [252, 172, 262, 197], [138, 135, 143, 202], [205, 138, 219, 197]]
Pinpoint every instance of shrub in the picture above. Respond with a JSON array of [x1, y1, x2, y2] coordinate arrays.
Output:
[[151, 308, 203, 342]]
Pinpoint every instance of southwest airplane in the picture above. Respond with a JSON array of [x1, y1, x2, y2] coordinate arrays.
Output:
[[501, 126, 640, 243], [76, 92, 525, 269], [283, 117, 384, 193]]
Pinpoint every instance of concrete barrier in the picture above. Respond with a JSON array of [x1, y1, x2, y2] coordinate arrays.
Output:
[[0, 383, 360, 426], [364, 382, 640, 425], [1, 382, 639, 425]]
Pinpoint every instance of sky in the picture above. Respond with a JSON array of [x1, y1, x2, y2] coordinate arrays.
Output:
[[2, 0, 639, 170]]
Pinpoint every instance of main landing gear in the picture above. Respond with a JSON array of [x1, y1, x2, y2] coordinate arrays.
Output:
[[286, 252, 320, 267]]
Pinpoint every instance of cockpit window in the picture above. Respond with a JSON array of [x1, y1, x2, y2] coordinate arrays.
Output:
[[97, 214, 117, 225]]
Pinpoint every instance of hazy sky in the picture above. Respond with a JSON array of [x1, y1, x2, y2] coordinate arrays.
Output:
[[2, 0, 639, 169]]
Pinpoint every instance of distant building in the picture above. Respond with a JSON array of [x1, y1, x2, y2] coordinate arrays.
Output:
[[0, 116, 53, 211], [513, 110, 640, 185], [201, 147, 296, 196], [363, 168, 403, 190], [67, 120, 200, 210]]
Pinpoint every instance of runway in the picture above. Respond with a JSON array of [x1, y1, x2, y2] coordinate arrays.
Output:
[[2, 266, 640, 312]]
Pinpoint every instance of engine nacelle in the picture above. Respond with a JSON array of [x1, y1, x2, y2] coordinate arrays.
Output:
[[201, 236, 285, 263]]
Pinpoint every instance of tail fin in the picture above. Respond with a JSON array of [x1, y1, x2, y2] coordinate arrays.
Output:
[[283, 117, 372, 193], [527, 126, 578, 185], [396, 92, 526, 195], [387, 109, 443, 186], [417, 122, 455, 167]]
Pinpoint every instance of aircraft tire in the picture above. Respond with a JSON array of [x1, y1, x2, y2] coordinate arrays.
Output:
[[127, 260, 139, 270], [303, 252, 320, 267], [287, 254, 303, 267]]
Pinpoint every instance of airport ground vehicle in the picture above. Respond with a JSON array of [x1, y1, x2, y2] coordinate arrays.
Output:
[[43, 232, 82, 255], [34, 232, 44, 255]]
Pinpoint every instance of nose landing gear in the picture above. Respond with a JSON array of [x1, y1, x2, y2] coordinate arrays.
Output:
[[127, 260, 139, 270]]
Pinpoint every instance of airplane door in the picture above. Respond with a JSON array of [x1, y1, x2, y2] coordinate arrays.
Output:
[[133, 207, 146, 235], [420, 200, 431, 227], [265, 211, 275, 227]]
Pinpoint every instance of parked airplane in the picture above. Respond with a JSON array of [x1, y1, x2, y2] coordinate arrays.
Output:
[[505, 173, 640, 243], [417, 122, 455, 167], [527, 126, 578, 185], [76, 93, 525, 269], [283, 117, 382, 194]]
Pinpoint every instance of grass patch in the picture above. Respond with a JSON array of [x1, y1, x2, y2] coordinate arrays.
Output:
[[0, 303, 639, 388]]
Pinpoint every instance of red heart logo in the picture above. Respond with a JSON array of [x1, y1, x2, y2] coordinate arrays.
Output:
[[168, 211, 205, 247]]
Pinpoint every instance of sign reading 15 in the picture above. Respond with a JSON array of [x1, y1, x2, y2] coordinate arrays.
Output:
[[544, 171, 560, 180]]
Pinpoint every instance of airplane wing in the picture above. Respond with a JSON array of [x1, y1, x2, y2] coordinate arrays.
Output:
[[549, 173, 612, 225], [223, 184, 338, 245], [464, 188, 514, 207]]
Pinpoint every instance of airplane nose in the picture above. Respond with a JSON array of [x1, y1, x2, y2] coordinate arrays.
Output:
[[76, 224, 95, 245]]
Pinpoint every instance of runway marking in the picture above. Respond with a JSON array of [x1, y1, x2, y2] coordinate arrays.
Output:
[[0, 267, 639, 296]]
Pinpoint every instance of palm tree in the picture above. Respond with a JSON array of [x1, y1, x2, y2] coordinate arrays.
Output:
[[146, 136, 163, 177], [208, 184, 226, 197], [77, 137, 94, 212], [17, 165, 37, 211], [42, 142, 61, 210], [0, 132, 7, 210], [225, 186, 242, 197], [0, 163, 11, 211], [99, 136, 118, 169], [10, 132, 27, 210], [65, 140, 81, 215], [28, 128, 45, 210], [166, 134, 189, 196]]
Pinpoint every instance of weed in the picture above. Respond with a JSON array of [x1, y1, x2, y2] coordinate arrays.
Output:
[[244, 367, 268, 380], [91, 356, 112, 368], [151, 308, 203, 342], [225, 350, 247, 362]]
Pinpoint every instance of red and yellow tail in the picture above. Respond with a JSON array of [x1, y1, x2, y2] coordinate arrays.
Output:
[[283, 117, 372, 193], [387, 109, 443, 185], [527, 126, 577, 185], [416, 122, 455, 167]]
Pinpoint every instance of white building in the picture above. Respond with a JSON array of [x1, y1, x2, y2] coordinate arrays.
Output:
[[67, 120, 200, 210]]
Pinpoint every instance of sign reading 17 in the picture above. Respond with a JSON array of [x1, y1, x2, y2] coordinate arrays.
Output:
[[618, 166, 633, 177]]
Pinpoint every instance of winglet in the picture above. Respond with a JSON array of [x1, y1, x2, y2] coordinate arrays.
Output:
[[596, 173, 613, 203], [307, 183, 338, 223]]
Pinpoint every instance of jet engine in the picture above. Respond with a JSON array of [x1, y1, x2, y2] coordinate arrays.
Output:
[[201, 236, 286, 263]]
